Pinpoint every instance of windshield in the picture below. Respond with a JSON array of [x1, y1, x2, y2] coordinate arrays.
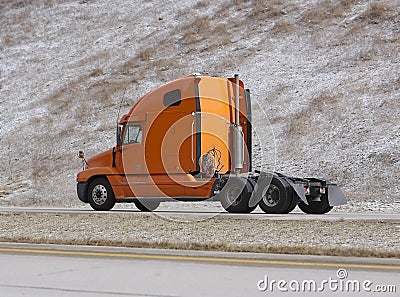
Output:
[[122, 124, 142, 145]]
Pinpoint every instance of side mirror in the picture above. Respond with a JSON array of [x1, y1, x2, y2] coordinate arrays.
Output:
[[78, 150, 88, 170], [116, 126, 122, 146]]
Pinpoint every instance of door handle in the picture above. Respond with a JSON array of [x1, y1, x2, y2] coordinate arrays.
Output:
[[191, 120, 195, 163]]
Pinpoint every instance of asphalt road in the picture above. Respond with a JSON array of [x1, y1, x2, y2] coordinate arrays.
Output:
[[0, 206, 399, 222], [0, 244, 398, 297]]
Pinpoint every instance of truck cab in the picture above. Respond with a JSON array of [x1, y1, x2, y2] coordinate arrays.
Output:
[[77, 74, 253, 211]]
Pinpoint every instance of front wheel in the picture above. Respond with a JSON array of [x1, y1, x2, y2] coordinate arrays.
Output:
[[87, 177, 116, 211], [298, 195, 333, 214]]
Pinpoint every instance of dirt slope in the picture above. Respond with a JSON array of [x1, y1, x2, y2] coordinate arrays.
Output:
[[0, 0, 399, 208]]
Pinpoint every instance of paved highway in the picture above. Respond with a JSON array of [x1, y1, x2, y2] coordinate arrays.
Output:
[[0, 206, 399, 222], [0, 243, 398, 297]]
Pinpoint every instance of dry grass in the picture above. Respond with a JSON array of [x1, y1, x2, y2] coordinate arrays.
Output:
[[339, 3, 399, 53], [31, 159, 50, 185], [1, 7, 35, 46], [342, 21, 366, 41], [75, 52, 110, 69], [0, 140, 14, 181], [138, 47, 156, 61], [40, 74, 128, 119], [180, 30, 198, 46], [182, 15, 210, 35], [342, 2, 397, 43], [357, 48, 376, 61], [3, 34, 15, 47], [1, 236, 399, 258], [301, 0, 359, 25], [0, 213, 398, 258], [249, 0, 284, 20], [180, 16, 211, 45], [309, 92, 340, 113], [89, 68, 104, 77], [121, 57, 138, 75], [0, 181, 28, 198], [41, 77, 83, 113], [271, 20, 295, 34], [0, 186, 13, 198], [367, 152, 399, 167], [178, 15, 232, 53], [284, 92, 345, 153], [341, 23, 398, 50], [87, 79, 128, 106], [213, 23, 232, 45], [193, 0, 208, 9], [362, 2, 395, 23], [0, 0, 34, 9], [0, 0, 63, 13], [194, 16, 211, 33], [122, 47, 157, 74]]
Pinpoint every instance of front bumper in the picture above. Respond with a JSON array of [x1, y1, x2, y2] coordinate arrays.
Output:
[[77, 182, 89, 203]]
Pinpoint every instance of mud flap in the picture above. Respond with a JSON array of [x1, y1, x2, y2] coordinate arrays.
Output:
[[248, 192, 261, 208], [248, 174, 273, 208], [327, 186, 347, 206]]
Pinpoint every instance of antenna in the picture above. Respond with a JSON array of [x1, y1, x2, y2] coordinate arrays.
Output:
[[117, 87, 127, 124]]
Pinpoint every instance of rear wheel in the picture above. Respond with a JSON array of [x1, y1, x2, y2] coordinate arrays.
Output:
[[219, 177, 256, 213], [257, 177, 293, 214], [298, 195, 333, 214], [88, 177, 116, 211], [134, 200, 160, 212], [286, 194, 298, 213]]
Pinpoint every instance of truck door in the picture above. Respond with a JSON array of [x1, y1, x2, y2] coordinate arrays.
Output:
[[121, 123, 144, 175], [145, 111, 197, 175]]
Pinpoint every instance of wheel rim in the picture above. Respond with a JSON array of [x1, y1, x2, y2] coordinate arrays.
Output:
[[262, 184, 280, 207], [225, 185, 242, 206], [92, 184, 107, 205]]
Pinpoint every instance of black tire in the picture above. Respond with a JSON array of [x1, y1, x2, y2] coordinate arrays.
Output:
[[298, 195, 333, 214], [134, 200, 160, 212], [219, 177, 256, 213], [257, 176, 293, 214], [87, 177, 116, 211], [286, 193, 298, 213]]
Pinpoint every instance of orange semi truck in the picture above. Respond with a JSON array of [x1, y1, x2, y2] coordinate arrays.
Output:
[[77, 74, 346, 213]]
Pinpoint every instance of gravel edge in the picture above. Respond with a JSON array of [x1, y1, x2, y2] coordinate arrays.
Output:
[[0, 213, 398, 259]]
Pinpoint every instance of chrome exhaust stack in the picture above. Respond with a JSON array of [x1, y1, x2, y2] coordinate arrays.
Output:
[[233, 74, 244, 174]]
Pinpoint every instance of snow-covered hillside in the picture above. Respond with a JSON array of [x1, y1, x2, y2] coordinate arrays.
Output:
[[0, 0, 399, 209]]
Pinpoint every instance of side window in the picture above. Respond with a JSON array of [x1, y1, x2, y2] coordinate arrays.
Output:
[[163, 89, 181, 107], [123, 125, 142, 145]]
